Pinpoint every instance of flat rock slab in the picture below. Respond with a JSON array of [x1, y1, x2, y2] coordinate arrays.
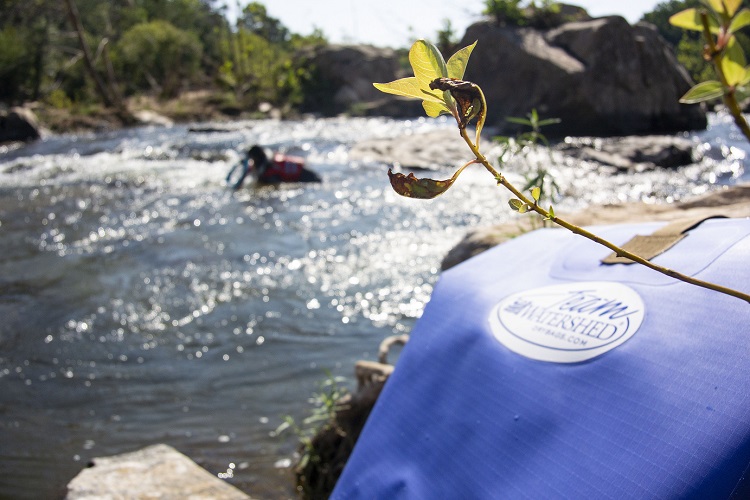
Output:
[[66, 444, 252, 500], [349, 129, 472, 170]]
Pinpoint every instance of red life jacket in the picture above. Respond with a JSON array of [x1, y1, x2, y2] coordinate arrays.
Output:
[[259, 153, 306, 182]]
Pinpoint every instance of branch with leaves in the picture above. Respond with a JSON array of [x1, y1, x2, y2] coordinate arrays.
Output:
[[670, 0, 750, 141], [374, 39, 750, 304]]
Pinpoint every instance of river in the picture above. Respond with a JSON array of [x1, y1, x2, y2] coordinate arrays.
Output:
[[0, 112, 746, 499]]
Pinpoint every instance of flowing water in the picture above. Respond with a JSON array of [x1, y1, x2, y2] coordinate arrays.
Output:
[[0, 112, 746, 499]]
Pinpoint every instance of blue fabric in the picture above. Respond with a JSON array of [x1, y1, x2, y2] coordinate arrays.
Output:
[[333, 219, 750, 499]]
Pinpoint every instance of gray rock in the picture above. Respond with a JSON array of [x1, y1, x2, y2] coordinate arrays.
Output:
[[299, 44, 422, 116], [348, 128, 695, 174], [0, 106, 41, 144], [558, 135, 696, 172], [349, 129, 472, 170], [66, 444, 252, 500], [297, 16, 705, 137], [461, 17, 707, 136], [133, 109, 174, 127]]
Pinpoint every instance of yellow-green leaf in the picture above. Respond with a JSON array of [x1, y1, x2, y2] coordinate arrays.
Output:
[[670, 8, 720, 33], [707, 0, 742, 16], [410, 39, 448, 90], [723, 36, 747, 85], [679, 80, 724, 103], [446, 41, 477, 80], [670, 8, 704, 31], [508, 199, 529, 213], [531, 186, 541, 202], [729, 9, 750, 33], [422, 100, 451, 117], [725, 0, 743, 16], [741, 65, 750, 86], [373, 77, 443, 103]]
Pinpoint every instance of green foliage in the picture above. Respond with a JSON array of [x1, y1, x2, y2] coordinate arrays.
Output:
[[643, 1, 704, 45], [670, 1, 750, 106], [643, 1, 750, 83], [275, 374, 349, 489], [483, 0, 565, 29], [116, 20, 202, 98], [484, 0, 527, 26], [215, 3, 327, 112], [436, 19, 458, 57], [0, 27, 30, 101], [238, 2, 290, 45], [45, 89, 73, 109], [0, 0, 327, 112]]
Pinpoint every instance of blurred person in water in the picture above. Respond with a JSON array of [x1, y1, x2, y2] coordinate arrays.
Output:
[[227, 145, 321, 190]]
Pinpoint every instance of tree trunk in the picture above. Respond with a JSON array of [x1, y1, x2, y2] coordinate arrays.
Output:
[[63, 0, 114, 108]]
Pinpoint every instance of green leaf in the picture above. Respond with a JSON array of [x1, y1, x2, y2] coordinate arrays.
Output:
[[722, 36, 747, 86], [670, 8, 720, 33], [374, 77, 444, 103], [536, 118, 562, 127], [741, 65, 750, 86], [422, 100, 451, 117], [531, 186, 541, 202], [679, 80, 725, 103], [548, 205, 556, 218], [446, 40, 477, 80], [725, 0, 743, 16], [508, 199, 528, 213], [707, 0, 742, 16], [506, 116, 533, 126], [373, 39, 455, 118], [728, 9, 750, 33], [410, 39, 449, 92]]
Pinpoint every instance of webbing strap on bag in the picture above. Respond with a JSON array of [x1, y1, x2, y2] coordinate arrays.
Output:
[[601, 215, 726, 264]]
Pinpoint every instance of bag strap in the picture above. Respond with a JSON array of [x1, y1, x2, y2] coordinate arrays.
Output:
[[601, 215, 727, 265]]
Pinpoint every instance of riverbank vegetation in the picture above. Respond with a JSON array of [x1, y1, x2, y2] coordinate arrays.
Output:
[[1, 0, 747, 133], [0, 0, 325, 130]]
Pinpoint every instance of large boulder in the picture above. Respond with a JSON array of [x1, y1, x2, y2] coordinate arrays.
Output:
[[460, 17, 707, 136], [0, 106, 41, 144], [298, 44, 422, 117]]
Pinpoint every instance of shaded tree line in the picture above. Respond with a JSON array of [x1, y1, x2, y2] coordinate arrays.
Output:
[[0, 0, 325, 114]]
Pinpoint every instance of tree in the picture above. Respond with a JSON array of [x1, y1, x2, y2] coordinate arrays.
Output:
[[436, 19, 458, 58], [116, 20, 203, 98], [238, 2, 290, 45], [63, 0, 118, 108]]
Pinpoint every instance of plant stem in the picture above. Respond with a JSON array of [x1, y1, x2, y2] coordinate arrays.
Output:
[[458, 128, 750, 304]]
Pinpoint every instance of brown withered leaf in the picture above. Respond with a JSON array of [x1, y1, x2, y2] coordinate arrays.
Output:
[[388, 169, 455, 199], [430, 77, 485, 129], [388, 162, 473, 199]]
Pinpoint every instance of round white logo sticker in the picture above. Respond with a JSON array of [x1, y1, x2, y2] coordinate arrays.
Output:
[[489, 282, 645, 363]]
